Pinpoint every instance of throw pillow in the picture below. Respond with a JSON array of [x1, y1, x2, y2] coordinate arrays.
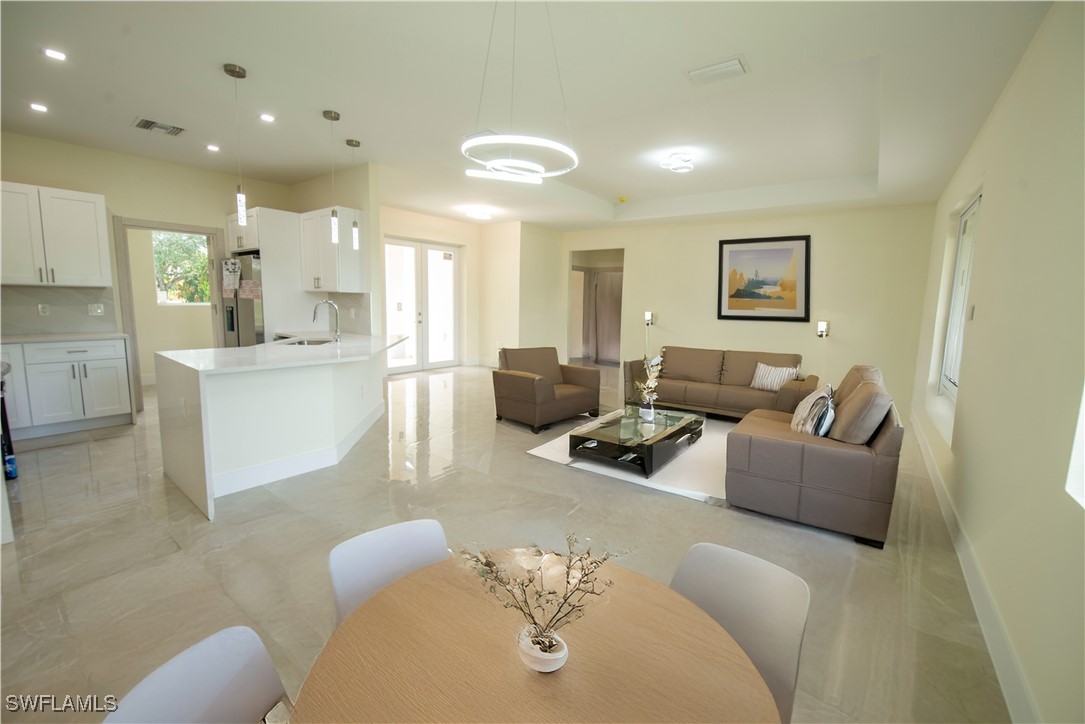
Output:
[[813, 396, 836, 436], [750, 362, 799, 392], [791, 385, 833, 434], [828, 381, 892, 444]]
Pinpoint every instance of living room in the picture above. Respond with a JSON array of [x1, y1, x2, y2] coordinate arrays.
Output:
[[1, 2, 1081, 723]]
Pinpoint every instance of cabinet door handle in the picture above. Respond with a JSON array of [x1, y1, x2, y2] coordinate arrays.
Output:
[[39, 268, 44, 283], [50, 268, 56, 283], [82, 363, 88, 378], [71, 364, 76, 379], [66, 349, 89, 354]]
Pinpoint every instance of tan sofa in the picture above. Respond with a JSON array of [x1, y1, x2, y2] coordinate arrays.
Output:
[[493, 347, 600, 433], [625, 346, 819, 418], [726, 365, 904, 547]]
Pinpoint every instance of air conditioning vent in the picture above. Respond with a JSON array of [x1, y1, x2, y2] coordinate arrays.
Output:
[[132, 116, 185, 136]]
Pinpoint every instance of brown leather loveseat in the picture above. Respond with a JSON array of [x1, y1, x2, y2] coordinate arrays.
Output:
[[725, 365, 904, 547]]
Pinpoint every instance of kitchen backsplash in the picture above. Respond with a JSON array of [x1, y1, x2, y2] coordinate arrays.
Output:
[[1, 285, 119, 335]]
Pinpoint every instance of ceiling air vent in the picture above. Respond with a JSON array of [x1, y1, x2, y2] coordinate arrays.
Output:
[[131, 116, 185, 136]]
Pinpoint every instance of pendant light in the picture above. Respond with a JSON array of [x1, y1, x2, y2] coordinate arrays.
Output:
[[462, 2, 577, 184], [346, 139, 361, 250], [324, 110, 340, 244], [224, 63, 248, 226]]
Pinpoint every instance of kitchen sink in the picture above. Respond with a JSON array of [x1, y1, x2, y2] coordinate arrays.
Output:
[[284, 338, 332, 346]]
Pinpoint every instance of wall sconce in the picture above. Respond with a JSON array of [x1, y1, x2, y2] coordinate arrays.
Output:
[[816, 320, 830, 338], [644, 311, 655, 326]]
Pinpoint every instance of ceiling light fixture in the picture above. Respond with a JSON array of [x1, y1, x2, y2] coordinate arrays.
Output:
[[224, 63, 247, 226], [462, 2, 577, 184], [660, 152, 694, 173], [347, 139, 361, 250], [259, 113, 275, 123], [43, 48, 66, 61], [29, 103, 48, 113], [462, 206, 494, 220], [687, 56, 748, 86], [206, 144, 220, 152], [324, 110, 340, 244]]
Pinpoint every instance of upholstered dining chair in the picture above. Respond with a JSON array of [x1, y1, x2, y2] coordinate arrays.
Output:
[[105, 626, 288, 723], [328, 519, 451, 625], [493, 347, 600, 433], [670, 543, 811, 723]]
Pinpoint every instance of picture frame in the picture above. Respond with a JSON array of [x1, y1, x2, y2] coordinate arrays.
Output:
[[717, 235, 810, 321]]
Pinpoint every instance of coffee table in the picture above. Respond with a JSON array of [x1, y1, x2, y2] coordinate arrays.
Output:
[[568, 405, 705, 476]]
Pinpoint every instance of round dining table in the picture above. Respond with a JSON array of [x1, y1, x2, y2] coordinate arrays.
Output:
[[292, 558, 779, 723]]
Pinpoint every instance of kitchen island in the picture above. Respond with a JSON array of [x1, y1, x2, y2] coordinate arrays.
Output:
[[155, 333, 406, 520]]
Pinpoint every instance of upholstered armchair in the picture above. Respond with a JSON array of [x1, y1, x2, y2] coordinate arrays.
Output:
[[493, 347, 600, 433]]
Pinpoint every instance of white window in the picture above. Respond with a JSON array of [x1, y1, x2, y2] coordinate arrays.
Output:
[[152, 231, 211, 304], [940, 196, 981, 398]]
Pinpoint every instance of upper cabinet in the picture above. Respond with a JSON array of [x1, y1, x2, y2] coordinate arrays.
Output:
[[300, 206, 368, 293], [226, 208, 261, 253], [1, 182, 112, 287]]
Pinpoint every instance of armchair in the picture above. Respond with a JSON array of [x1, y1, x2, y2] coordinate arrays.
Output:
[[493, 347, 600, 433]]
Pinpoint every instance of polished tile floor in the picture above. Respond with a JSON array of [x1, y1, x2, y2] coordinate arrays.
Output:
[[1, 366, 1008, 722]]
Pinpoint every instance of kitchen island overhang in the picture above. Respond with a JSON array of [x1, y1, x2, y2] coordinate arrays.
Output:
[[155, 334, 407, 520]]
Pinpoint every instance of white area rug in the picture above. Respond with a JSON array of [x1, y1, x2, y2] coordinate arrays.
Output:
[[527, 417, 734, 505]]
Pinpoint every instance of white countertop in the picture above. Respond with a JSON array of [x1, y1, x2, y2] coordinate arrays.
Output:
[[156, 333, 408, 374], [2, 332, 128, 344]]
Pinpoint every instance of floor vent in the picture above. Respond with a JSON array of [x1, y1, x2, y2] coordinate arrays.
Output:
[[132, 116, 185, 136]]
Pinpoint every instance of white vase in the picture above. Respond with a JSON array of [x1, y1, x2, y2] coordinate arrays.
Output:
[[517, 627, 568, 673], [639, 402, 655, 423]]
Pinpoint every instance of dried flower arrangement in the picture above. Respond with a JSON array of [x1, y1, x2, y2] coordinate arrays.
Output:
[[462, 534, 613, 653], [635, 353, 663, 406]]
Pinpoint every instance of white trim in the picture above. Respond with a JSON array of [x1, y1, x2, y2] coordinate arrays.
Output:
[[910, 417, 1040, 723]]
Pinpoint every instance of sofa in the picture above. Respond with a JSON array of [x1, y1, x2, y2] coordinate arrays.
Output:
[[625, 346, 819, 418], [725, 365, 904, 547], [493, 347, 600, 433]]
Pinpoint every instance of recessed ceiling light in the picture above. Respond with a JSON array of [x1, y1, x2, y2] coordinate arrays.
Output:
[[259, 113, 275, 123], [29, 103, 48, 113], [206, 144, 220, 152], [461, 205, 494, 220], [660, 153, 694, 173], [43, 48, 66, 61]]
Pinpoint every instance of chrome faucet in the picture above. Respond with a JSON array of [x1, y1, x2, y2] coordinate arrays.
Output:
[[313, 299, 341, 343]]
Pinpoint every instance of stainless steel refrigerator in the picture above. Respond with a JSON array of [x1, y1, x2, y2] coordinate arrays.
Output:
[[222, 255, 264, 347]]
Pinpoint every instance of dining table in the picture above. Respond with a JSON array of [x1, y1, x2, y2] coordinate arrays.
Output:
[[292, 558, 780, 723]]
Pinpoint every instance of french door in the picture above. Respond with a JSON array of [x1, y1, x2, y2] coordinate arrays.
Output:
[[384, 240, 458, 371]]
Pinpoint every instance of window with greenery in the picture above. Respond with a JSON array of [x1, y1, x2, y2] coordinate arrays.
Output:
[[153, 231, 210, 304], [940, 196, 981, 398]]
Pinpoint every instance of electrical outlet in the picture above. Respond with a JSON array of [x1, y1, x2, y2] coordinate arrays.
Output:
[[37, 304, 49, 316], [88, 303, 104, 316]]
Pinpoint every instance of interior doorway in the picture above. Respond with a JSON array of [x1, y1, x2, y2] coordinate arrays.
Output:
[[569, 249, 624, 365], [384, 239, 459, 372]]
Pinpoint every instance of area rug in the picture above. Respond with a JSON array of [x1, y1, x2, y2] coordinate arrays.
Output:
[[527, 418, 734, 505]]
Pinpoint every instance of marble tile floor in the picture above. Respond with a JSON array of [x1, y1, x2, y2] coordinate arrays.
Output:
[[1, 365, 1008, 723]]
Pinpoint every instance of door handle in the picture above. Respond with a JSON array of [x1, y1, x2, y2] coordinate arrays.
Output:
[[50, 268, 56, 283], [39, 268, 44, 283], [71, 364, 76, 379], [82, 363, 88, 378]]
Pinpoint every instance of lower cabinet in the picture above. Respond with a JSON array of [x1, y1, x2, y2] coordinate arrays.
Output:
[[20, 339, 132, 428]]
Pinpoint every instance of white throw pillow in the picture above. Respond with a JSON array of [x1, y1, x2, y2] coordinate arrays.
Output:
[[791, 385, 834, 435], [750, 362, 799, 392]]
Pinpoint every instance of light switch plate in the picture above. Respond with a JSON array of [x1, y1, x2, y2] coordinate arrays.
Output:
[[37, 304, 49, 316], [88, 303, 104, 316]]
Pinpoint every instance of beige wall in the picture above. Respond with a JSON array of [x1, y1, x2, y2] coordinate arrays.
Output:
[[126, 229, 213, 383], [518, 224, 565, 350], [908, 5, 1084, 721], [563, 204, 934, 416], [479, 222, 522, 367]]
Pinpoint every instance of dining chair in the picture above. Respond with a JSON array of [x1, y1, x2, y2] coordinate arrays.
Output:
[[328, 518, 451, 625], [670, 543, 811, 723], [105, 626, 288, 723]]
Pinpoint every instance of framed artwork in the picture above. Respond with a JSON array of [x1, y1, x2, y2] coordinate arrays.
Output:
[[717, 235, 810, 321]]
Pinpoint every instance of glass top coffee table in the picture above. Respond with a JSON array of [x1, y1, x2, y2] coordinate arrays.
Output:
[[568, 406, 706, 477]]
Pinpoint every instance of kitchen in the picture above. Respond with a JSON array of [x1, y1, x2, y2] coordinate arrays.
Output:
[[1, 152, 402, 523]]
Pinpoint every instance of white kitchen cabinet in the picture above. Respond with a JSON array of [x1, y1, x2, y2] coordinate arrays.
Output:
[[1, 182, 112, 287], [23, 339, 131, 426], [300, 207, 367, 293], [226, 208, 260, 252], [0, 345, 32, 429]]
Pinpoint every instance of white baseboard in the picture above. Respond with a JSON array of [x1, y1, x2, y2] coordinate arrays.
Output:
[[910, 417, 1040, 723]]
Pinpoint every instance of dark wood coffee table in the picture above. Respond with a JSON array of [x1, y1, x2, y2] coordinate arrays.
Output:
[[568, 405, 705, 476]]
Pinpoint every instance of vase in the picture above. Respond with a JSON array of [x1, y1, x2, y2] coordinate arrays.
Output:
[[517, 627, 568, 673], [639, 402, 655, 423]]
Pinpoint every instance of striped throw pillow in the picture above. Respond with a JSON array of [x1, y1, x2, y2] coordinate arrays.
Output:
[[750, 362, 799, 392]]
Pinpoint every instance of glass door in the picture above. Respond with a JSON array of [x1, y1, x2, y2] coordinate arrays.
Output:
[[384, 240, 458, 371]]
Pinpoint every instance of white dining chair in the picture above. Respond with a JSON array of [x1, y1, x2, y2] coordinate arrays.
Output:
[[105, 625, 287, 723], [328, 518, 451, 625], [670, 543, 810, 723]]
